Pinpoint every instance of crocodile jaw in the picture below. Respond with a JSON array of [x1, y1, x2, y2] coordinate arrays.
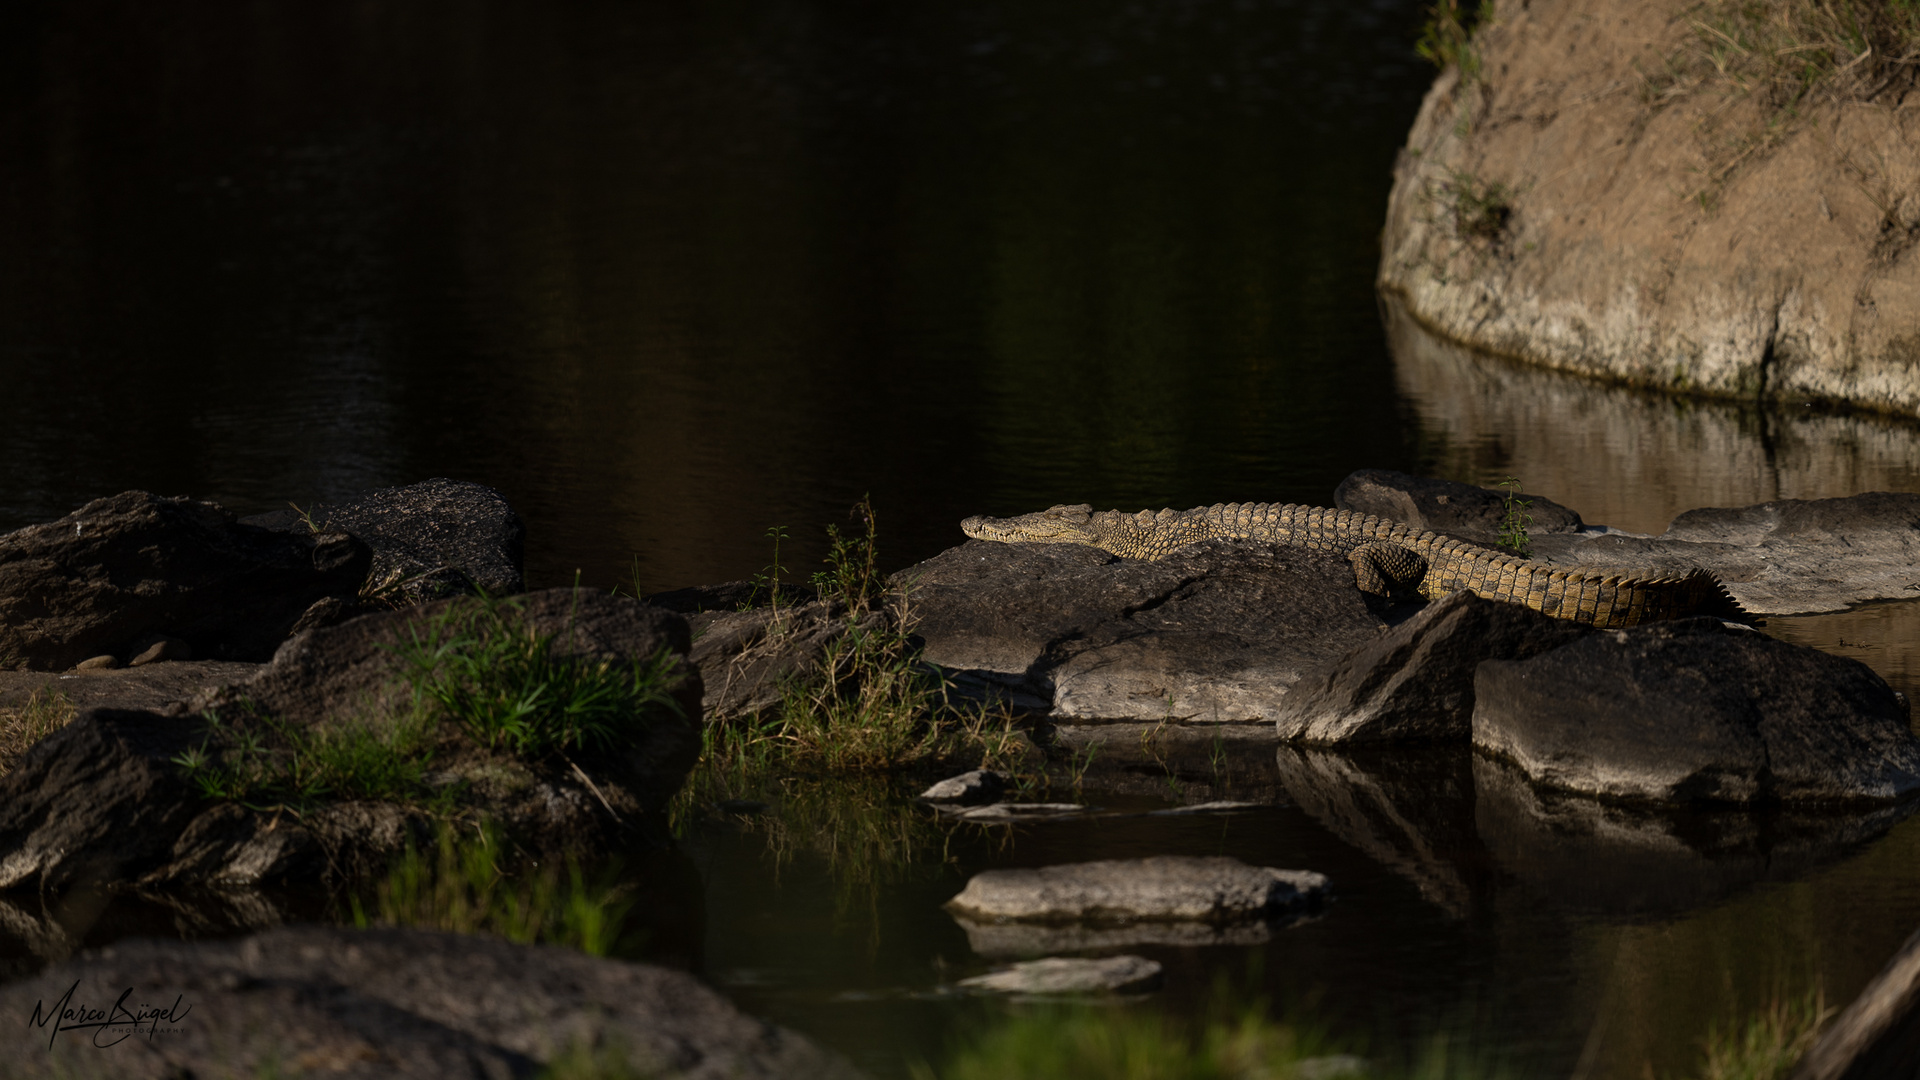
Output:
[[961, 504, 1099, 545]]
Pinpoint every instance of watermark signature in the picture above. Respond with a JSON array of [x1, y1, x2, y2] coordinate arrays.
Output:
[[27, 980, 192, 1049]]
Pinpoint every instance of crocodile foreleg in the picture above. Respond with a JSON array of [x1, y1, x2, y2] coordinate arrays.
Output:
[[1347, 542, 1429, 599]]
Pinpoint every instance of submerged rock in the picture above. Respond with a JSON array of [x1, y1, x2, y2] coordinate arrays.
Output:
[[951, 917, 1284, 959], [242, 478, 526, 606], [0, 491, 372, 671], [904, 538, 1387, 724], [945, 855, 1328, 925], [918, 769, 1007, 806], [1473, 618, 1920, 804], [0, 925, 862, 1080], [1275, 590, 1587, 745], [958, 955, 1163, 995]]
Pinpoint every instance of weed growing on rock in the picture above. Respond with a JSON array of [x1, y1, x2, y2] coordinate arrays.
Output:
[[1495, 477, 1533, 558], [349, 821, 636, 956], [392, 594, 685, 759], [172, 704, 443, 809], [0, 687, 75, 775], [1417, 0, 1496, 84]]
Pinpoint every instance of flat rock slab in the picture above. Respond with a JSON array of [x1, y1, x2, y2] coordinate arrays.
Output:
[[0, 491, 371, 670], [1276, 590, 1588, 745], [0, 925, 862, 1080], [903, 538, 1388, 723], [1529, 492, 1920, 616], [919, 769, 1007, 806], [0, 663, 260, 715], [958, 955, 1164, 995], [241, 478, 526, 604], [1473, 618, 1920, 804], [945, 855, 1329, 925]]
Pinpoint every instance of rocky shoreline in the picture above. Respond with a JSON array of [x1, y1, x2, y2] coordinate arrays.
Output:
[[2, 472, 1919, 1075]]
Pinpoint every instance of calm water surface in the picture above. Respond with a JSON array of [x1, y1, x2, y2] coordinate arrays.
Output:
[[6, 2, 1920, 1077]]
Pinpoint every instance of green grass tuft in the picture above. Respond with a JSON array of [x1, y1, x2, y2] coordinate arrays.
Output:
[[0, 687, 76, 776]]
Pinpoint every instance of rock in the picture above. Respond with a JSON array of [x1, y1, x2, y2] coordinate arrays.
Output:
[[0, 589, 703, 894], [1334, 468, 1583, 547], [0, 491, 372, 671], [1276, 591, 1588, 745], [0, 662, 260, 716], [1473, 618, 1920, 804], [1378, 0, 1920, 415], [904, 538, 1389, 724], [958, 955, 1164, 995], [685, 598, 865, 723], [0, 925, 863, 1080], [1474, 754, 1917, 918], [242, 478, 526, 605], [73, 655, 121, 671], [1791, 925, 1920, 1080], [127, 637, 190, 667], [1147, 801, 1264, 815], [940, 803, 1091, 823], [645, 579, 815, 614], [950, 917, 1282, 959], [1523, 491, 1920, 616], [0, 708, 209, 892], [944, 856, 1328, 924], [919, 769, 1006, 806]]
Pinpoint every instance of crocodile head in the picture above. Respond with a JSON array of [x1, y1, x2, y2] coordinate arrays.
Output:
[[962, 504, 1184, 559], [961, 504, 1100, 545]]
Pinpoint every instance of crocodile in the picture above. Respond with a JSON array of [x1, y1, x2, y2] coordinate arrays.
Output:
[[960, 501, 1748, 629]]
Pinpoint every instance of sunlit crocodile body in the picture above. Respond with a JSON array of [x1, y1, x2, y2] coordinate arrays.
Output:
[[960, 501, 1747, 629]]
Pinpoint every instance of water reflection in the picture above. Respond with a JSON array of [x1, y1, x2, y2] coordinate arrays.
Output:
[[1386, 296, 1920, 535]]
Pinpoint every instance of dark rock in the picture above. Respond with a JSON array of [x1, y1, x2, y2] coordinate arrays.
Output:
[[951, 917, 1284, 958], [1473, 618, 1920, 804], [242, 478, 526, 605], [0, 925, 864, 1079], [0, 708, 209, 891], [1272, 746, 1481, 917], [1527, 491, 1920, 616], [0, 590, 702, 894], [1473, 754, 1918, 919], [958, 955, 1164, 995], [1276, 591, 1588, 744], [919, 769, 1006, 805], [903, 538, 1389, 724], [0, 491, 372, 671], [1791, 925, 1920, 1080], [1334, 468, 1583, 546], [686, 598, 863, 723], [0, 662, 261, 716], [944, 855, 1328, 924], [128, 637, 190, 667]]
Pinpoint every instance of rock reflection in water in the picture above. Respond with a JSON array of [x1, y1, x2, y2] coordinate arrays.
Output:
[[951, 916, 1280, 960], [1385, 296, 1920, 536], [1271, 745, 1481, 918], [1472, 755, 1918, 918]]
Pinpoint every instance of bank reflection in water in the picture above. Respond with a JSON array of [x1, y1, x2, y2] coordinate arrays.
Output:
[[1274, 742, 1920, 1078], [1385, 295, 1920, 536]]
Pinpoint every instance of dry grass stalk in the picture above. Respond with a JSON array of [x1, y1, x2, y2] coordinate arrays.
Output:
[[0, 687, 77, 776]]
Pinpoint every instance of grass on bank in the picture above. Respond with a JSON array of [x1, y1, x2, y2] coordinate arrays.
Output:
[[0, 687, 76, 776], [173, 593, 687, 813]]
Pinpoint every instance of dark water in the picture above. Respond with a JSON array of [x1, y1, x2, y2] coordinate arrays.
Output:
[[10, 2, 1920, 1078]]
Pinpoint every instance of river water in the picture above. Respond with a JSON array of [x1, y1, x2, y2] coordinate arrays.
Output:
[[6, 1, 1920, 1077]]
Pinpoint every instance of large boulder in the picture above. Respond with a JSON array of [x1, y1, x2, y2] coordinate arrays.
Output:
[[1275, 590, 1587, 744], [1473, 618, 1920, 804], [1379, 0, 1920, 415], [903, 538, 1389, 724], [0, 589, 703, 893], [242, 478, 526, 605], [1334, 468, 1583, 547], [0, 491, 371, 670], [0, 925, 863, 1080]]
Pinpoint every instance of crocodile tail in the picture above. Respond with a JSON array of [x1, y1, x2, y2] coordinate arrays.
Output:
[[1685, 568, 1757, 625]]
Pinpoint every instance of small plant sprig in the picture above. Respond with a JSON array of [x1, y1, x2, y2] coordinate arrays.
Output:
[[1416, 0, 1496, 83], [752, 525, 792, 613], [1496, 476, 1534, 557]]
